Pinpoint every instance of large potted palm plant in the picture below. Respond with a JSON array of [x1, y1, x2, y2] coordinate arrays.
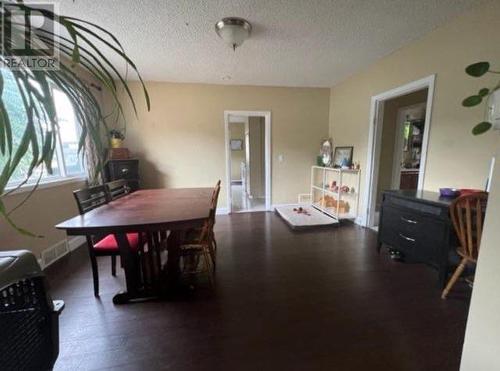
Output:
[[0, 1, 150, 234]]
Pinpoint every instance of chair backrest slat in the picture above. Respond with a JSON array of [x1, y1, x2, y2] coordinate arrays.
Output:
[[476, 198, 483, 248], [105, 179, 131, 201], [449, 192, 488, 260], [199, 180, 221, 244], [465, 199, 473, 256], [211, 180, 221, 210], [73, 185, 109, 215]]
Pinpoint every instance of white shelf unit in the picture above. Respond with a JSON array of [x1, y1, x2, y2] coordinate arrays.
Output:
[[310, 166, 361, 220]]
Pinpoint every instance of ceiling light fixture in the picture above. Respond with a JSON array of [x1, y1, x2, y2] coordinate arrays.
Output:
[[215, 17, 252, 51]]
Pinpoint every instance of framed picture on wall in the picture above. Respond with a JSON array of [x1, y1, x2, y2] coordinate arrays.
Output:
[[230, 139, 243, 151], [333, 146, 353, 168]]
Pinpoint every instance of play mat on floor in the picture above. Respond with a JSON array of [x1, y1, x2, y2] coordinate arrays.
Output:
[[275, 205, 338, 230]]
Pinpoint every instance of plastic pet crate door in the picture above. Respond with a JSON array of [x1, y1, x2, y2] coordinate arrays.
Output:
[[0, 250, 64, 371]]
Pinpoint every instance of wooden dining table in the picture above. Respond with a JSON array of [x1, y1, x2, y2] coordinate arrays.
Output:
[[56, 188, 213, 304]]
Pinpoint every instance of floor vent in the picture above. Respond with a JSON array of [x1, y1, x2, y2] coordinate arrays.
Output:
[[40, 240, 69, 269]]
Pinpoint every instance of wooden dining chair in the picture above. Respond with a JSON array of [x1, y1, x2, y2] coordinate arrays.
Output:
[[179, 206, 217, 287], [441, 192, 488, 299], [179, 181, 221, 284], [207, 181, 221, 267], [73, 184, 141, 297], [105, 179, 131, 201]]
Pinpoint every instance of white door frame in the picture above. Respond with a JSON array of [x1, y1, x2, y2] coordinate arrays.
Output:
[[362, 74, 435, 227], [224, 110, 272, 213], [391, 102, 427, 189]]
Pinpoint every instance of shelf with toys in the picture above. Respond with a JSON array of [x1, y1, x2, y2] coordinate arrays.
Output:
[[310, 166, 361, 220]]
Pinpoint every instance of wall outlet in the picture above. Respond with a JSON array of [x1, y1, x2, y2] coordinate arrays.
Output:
[[278, 154, 284, 163]]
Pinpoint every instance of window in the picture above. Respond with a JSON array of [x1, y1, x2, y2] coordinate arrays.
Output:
[[53, 88, 85, 176], [0, 69, 85, 189]]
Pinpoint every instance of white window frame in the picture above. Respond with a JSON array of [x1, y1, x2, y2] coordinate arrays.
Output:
[[3, 84, 87, 194]]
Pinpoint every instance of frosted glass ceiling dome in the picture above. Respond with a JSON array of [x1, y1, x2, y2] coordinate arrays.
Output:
[[215, 17, 252, 51]]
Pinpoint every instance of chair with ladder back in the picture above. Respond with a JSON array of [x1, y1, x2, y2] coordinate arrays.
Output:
[[441, 192, 488, 299], [105, 179, 131, 201], [207, 181, 221, 268], [184, 180, 220, 265], [73, 184, 141, 297], [179, 206, 217, 287], [179, 181, 221, 286]]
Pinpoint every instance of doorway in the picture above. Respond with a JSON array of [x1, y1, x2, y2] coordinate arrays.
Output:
[[363, 75, 435, 228], [224, 111, 271, 213]]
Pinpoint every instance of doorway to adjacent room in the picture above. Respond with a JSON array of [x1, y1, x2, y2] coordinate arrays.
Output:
[[224, 111, 271, 213], [363, 75, 435, 229]]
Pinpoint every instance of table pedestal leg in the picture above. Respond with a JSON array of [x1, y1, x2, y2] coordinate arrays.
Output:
[[166, 230, 183, 291], [113, 233, 140, 304]]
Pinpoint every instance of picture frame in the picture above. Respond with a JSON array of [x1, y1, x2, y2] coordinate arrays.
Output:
[[333, 146, 353, 168], [230, 139, 243, 151], [320, 138, 333, 167]]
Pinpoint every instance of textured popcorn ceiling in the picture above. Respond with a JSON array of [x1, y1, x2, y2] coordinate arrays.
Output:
[[58, 0, 484, 87]]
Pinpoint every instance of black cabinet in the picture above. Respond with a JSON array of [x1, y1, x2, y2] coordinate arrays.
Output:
[[377, 190, 456, 286], [104, 159, 139, 191]]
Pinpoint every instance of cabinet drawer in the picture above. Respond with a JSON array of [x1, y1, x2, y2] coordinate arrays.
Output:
[[383, 206, 423, 232], [380, 224, 417, 254], [107, 160, 138, 180], [385, 196, 446, 219], [380, 206, 446, 263]]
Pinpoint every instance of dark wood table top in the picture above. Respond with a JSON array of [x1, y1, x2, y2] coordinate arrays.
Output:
[[56, 188, 213, 235]]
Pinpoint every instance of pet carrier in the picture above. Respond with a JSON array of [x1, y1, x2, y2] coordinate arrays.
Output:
[[0, 250, 64, 371]]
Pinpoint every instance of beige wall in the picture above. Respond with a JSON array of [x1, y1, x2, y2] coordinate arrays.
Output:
[[0, 180, 85, 259], [109, 83, 330, 207], [329, 2, 500, 217], [248, 116, 265, 198], [460, 138, 500, 370], [229, 123, 245, 181], [376, 89, 428, 207]]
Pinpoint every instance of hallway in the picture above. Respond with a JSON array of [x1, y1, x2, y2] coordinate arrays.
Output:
[[231, 183, 266, 212]]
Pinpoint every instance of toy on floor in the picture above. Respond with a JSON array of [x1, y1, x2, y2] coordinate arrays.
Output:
[[293, 206, 311, 216]]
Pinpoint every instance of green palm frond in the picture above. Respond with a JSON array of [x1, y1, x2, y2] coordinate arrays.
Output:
[[0, 0, 150, 235]]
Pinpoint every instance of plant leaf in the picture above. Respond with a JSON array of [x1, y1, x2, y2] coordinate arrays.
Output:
[[8, 123, 32, 179], [0, 1, 150, 236], [0, 158, 11, 196], [462, 95, 482, 107], [0, 100, 13, 156], [466, 62, 490, 77], [478, 88, 490, 97], [64, 22, 80, 65], [472, 121, 492, 135], [0, 200, 42, 238], [0, 72, 4, 155]]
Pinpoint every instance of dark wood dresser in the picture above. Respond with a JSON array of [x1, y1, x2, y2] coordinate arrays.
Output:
[[377, 190, 456, 286], [104, 159, 140, 191]]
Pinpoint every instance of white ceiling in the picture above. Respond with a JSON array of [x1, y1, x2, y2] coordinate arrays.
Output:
[[58, 0, 484, 88]]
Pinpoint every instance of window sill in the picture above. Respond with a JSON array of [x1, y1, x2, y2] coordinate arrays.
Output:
[[4, 176, 87, 196]]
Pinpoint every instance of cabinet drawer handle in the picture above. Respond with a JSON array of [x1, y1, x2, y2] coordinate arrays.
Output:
[[399, 233, 416, 243], [400, 216, 418, 224]]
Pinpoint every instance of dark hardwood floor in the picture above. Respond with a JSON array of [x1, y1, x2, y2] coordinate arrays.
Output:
[[46, 212, 471, 371]]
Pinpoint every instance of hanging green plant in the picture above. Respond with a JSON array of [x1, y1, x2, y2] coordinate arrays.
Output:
[[462, 61, 499, 135], [0, 1, 150, 235]]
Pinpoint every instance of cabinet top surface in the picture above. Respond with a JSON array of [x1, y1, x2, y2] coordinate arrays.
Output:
[[384, 189, 455, 208], [106, 158, 139, 163]]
